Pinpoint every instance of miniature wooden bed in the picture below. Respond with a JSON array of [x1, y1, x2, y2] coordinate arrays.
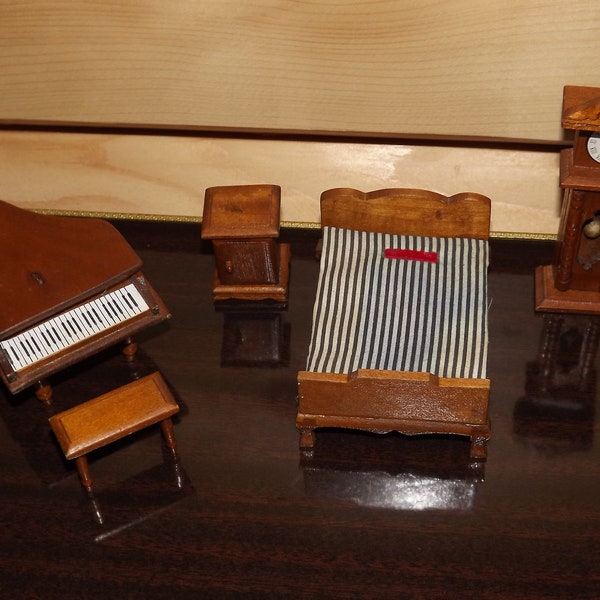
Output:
[[297, 188, 492, 459]]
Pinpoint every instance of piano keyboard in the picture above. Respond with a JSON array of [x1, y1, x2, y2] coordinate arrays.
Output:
[[0, 282, 150, 373]]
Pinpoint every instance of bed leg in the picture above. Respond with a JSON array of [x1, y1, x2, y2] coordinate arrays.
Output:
[[299, 428, 315, 449], [469, 428, 489, 459]]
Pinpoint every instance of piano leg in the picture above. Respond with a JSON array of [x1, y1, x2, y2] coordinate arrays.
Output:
[[35, 380, 53, 404], [122, 337, 138, 359]]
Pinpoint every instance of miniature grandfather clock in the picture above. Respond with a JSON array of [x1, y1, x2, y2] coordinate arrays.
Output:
[[201, 184, 290, 304], [536, 85, 600, 315]]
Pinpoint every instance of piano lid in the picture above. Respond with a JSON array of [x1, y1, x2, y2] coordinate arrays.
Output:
[[0, 200, 142, 338]]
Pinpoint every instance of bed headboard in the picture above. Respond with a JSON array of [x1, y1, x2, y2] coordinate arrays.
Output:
[[320, 188, 491, 240]]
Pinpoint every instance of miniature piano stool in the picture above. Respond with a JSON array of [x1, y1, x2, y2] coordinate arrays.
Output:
[[49, 372, 179, 492]]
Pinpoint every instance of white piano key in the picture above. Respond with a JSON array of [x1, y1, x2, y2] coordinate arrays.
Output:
[[4, 341, 25, 370]]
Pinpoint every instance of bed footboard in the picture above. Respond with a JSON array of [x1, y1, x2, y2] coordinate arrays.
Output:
[[297, 369, 491, 459]]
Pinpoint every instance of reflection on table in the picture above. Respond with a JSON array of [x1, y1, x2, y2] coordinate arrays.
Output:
[[514, 314, 599, 453], [300, 431, 485, 512]]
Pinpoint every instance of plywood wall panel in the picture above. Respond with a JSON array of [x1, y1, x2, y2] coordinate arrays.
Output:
[[0, 1, 598, 141], [0, 131, 561, 236]]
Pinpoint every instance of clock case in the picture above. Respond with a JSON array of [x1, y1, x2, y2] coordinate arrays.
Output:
[[536, 85, 600, 315]]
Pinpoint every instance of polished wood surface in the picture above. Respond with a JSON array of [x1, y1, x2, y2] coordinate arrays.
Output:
[[0, 199, 142, 336], [0, 223, 599, 598], [320, 188, 491, 239]]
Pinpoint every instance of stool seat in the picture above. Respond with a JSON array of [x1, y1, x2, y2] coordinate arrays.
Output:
[[49, 372, 179, 492]]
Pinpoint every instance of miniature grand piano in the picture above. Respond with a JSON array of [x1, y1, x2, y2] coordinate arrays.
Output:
[[0, 200, 170, 402]]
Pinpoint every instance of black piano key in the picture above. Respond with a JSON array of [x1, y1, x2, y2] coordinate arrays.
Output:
[[106, 300, 121, 320], [6, 343, 24, 370], [39, 328, 54, 349], [66, 317, 82, 339], [115, 290, 135, 317], [29, 332, 43, 354], [91, 307, 104, 325], [71, 317, 82, 334], [126, 290, 140, 308], [95, 298, 117, 324], [81, 310, 95, 330], [112, 299, 124, 316], [70, 310, 88, 334], [60, 321, 73, 338], [121, 291, 135, 311]]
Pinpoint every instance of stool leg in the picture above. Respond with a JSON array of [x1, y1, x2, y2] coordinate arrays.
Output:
[[160, 418, 177, 456], [74, 456, 93, 493]]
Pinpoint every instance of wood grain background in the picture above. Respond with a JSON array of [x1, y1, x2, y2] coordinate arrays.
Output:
[[1, 1, 597, 234], [1, 1, 597, 140], [0, 131, 560, 235]]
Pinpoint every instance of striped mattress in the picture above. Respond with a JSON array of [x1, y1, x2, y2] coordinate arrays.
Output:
[[306, 226, 489, 379]]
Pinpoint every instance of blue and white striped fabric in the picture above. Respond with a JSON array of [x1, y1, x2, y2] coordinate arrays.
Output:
[[306, 226, 488, 379]]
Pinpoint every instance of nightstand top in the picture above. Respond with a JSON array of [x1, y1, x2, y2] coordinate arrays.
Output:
[[202, 184, 281, 239]]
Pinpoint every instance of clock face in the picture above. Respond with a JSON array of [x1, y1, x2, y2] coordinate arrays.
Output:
[[586, 132, 600, 163]]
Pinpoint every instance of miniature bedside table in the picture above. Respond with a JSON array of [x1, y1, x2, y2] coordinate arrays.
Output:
[[201, 184, 290, 304]]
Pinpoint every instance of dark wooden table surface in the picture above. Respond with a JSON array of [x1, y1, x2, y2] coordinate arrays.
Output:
[[0, 223, 598, 599]]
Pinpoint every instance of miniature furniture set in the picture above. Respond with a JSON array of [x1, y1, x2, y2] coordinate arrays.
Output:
[[11, 85, 600, 498], [297, 188, 492, 459], [2, 180, 494, 499], [200, 184, 493, 458]]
